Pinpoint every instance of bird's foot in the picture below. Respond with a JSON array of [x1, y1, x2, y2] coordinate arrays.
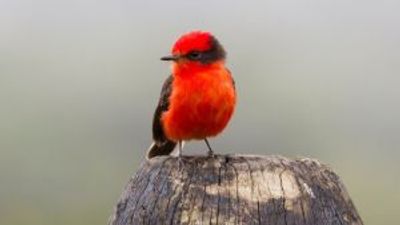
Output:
[[207, 149, 215, 158]]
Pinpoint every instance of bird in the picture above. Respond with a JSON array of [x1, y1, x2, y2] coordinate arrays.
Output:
[[146, 31, 236, 159]]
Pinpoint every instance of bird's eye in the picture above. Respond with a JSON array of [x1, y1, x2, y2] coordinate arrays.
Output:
[[187, 51, 202, 60]]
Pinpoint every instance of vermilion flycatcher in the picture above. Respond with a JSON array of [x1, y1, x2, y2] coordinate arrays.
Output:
[[146, 31, 236, 159]]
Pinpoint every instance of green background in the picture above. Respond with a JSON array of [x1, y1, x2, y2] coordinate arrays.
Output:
[[1, 0, 399, 224]]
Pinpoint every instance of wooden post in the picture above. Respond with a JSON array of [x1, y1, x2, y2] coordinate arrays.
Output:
[[109, 155, 363, 225]]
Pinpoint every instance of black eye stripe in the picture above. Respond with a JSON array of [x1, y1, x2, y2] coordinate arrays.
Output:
[[186, 51, 202, 60], [184, 37, 226, 64]]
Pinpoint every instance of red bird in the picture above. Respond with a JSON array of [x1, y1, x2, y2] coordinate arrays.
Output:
[[146, 31, 236, 159]]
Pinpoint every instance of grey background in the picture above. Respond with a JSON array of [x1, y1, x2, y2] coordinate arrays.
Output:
[[1, 0, 399, 224]]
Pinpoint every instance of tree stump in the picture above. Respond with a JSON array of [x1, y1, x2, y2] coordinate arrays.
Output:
[[109, 155, 363, 225]]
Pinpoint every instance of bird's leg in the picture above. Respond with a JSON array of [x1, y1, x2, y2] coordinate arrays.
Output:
[[178, 140, 183, 157], [204, 138, 215, 157]]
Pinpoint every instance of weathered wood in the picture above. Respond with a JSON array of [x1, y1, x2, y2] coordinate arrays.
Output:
[[109, 155, 363, 225]]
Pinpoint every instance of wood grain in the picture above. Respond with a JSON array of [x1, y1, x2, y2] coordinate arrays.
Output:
[[109, 155, 363, 225]]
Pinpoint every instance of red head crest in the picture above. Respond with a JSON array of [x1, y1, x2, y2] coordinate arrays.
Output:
[[172, 31, 213, 55]]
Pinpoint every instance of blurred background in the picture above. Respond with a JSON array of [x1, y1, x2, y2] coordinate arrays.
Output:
[[1, 0, 399, 224]]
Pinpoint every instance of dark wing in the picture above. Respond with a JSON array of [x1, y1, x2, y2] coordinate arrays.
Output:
[[152, 75, 173, 143], [147, 75, 176, 159]]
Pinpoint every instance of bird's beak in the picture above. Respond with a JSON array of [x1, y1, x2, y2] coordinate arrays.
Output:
[[160, 55, 179, 61]]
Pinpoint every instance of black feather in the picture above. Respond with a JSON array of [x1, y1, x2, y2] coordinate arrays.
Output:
[[147, 75, 176, 159]]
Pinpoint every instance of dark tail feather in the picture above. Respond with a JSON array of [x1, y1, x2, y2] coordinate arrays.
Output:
[[146, 141, 177, 159]]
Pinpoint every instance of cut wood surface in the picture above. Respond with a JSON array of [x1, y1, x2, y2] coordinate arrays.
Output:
[[109, 155, 363, 225]]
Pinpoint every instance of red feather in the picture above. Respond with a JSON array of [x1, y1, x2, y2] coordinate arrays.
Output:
[[172, 31, 213, 55]]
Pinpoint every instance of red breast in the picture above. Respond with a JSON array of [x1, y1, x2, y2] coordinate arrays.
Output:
[[162, 62, 236, 141]]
